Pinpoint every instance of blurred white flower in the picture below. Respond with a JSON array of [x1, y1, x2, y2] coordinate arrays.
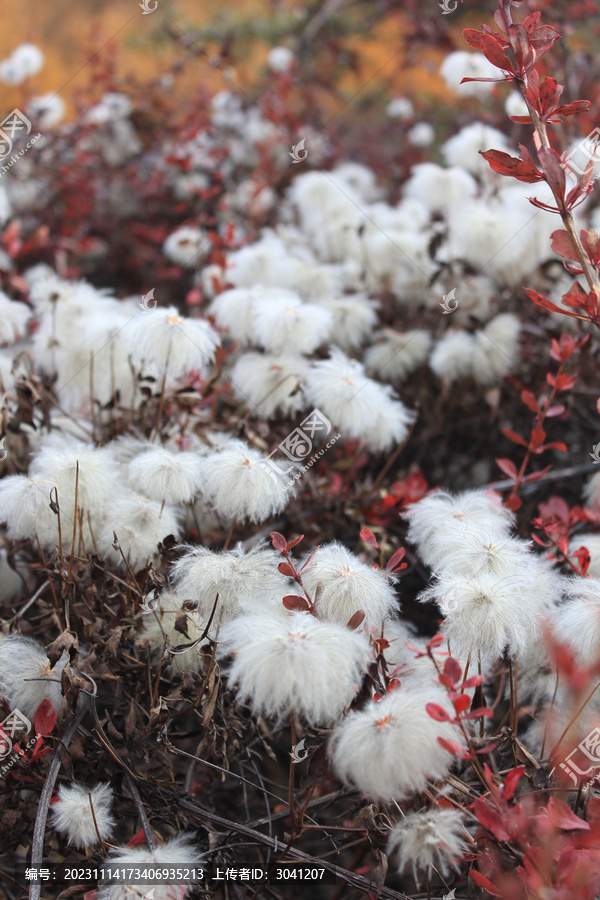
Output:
[[430, 331, 475, 382], [51, 783, 115, 849], [442, 122, 513, 176], [268, 46, 295, 73], [198, 439, 291, 523], [163, 227, 208, 268], [305, 349, 415, 452], [218, 610, 371, 726], [403, 162, 477, 214], [387, 808, 468, 884], [407, 123, 435, 148], [0, 43, 44, 85], [0, 291, 31, 345], [386, 97, 414, 120], [0, 633, 68, 720], [440, 51, 498, 97], [329, 686, 461, 800], [28, 93, 65, 129], [505, 90, 529, 118], [364, 329, 432, 383], [301, 541, 399, 630], [472, 313, 521, 385]]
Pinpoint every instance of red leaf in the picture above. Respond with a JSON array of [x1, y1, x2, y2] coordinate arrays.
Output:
[[127, 828, 147, 848], [34, 700, 57, 737], [443, 656, 463, 686], [426, 703, 452, 722], [347, 610, 366, 630], [286, 535, 304, 551], [477, 32, 515, 71], [502, 428, 529, 447], [278, 562, 295, 577], [437, 736, 466, 756], [270, 532, 287, 552], [496, 458, 518, 480], [360, 526, 379, 549], [471, 869, 504, 896], [473, 798, 510, 841], [385, 547, 406, 572], [525, 288, 584, 318], [503, 766, 526, 801], [546, 796, 590, 830], [530, 428, 546, 449], [461, 706, 495, 720], [561, 281, 588, 309], [282, 595, 309, 612], [505, 495, 522, 511], [452, 694, 471, 715], [521, 389, 539, 413], [481, 149, 542, 183], [461, 674, 484, 689], [550, 229, 579, 262], [538, 146, 566, 198]]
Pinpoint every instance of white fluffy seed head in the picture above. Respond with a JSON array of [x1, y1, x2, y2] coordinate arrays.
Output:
[[127, 446, 204, 505], [128, 306, 220, 381], [387, 807, 468, 885], [305, 349, 415, 452], [554, 577, 600, 667], [0, 475, 61, 547], [471, 313, 521, 386], [0, 292, 31, 345], [313, 295, 378, 351], [250, 293, 333, 354], [301, 541, 399, 631], [138, 590, 210, 674], [430, 331, 475, 381], [0, 634, 68, 720], [419, 570, 547, 661], [218, 610, 371, 726], [405, 489, 515, 570], [364, 330, 432, 383], [99, 493, 181, 571], [329, 686, 462, 800], [97, 834, 203, 900], [163, 227, 207, 267], [230, 352, 310, 418], [51, 782, 115, 849], [170, 542, 290, 635], [198, 439, 292, 523]]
